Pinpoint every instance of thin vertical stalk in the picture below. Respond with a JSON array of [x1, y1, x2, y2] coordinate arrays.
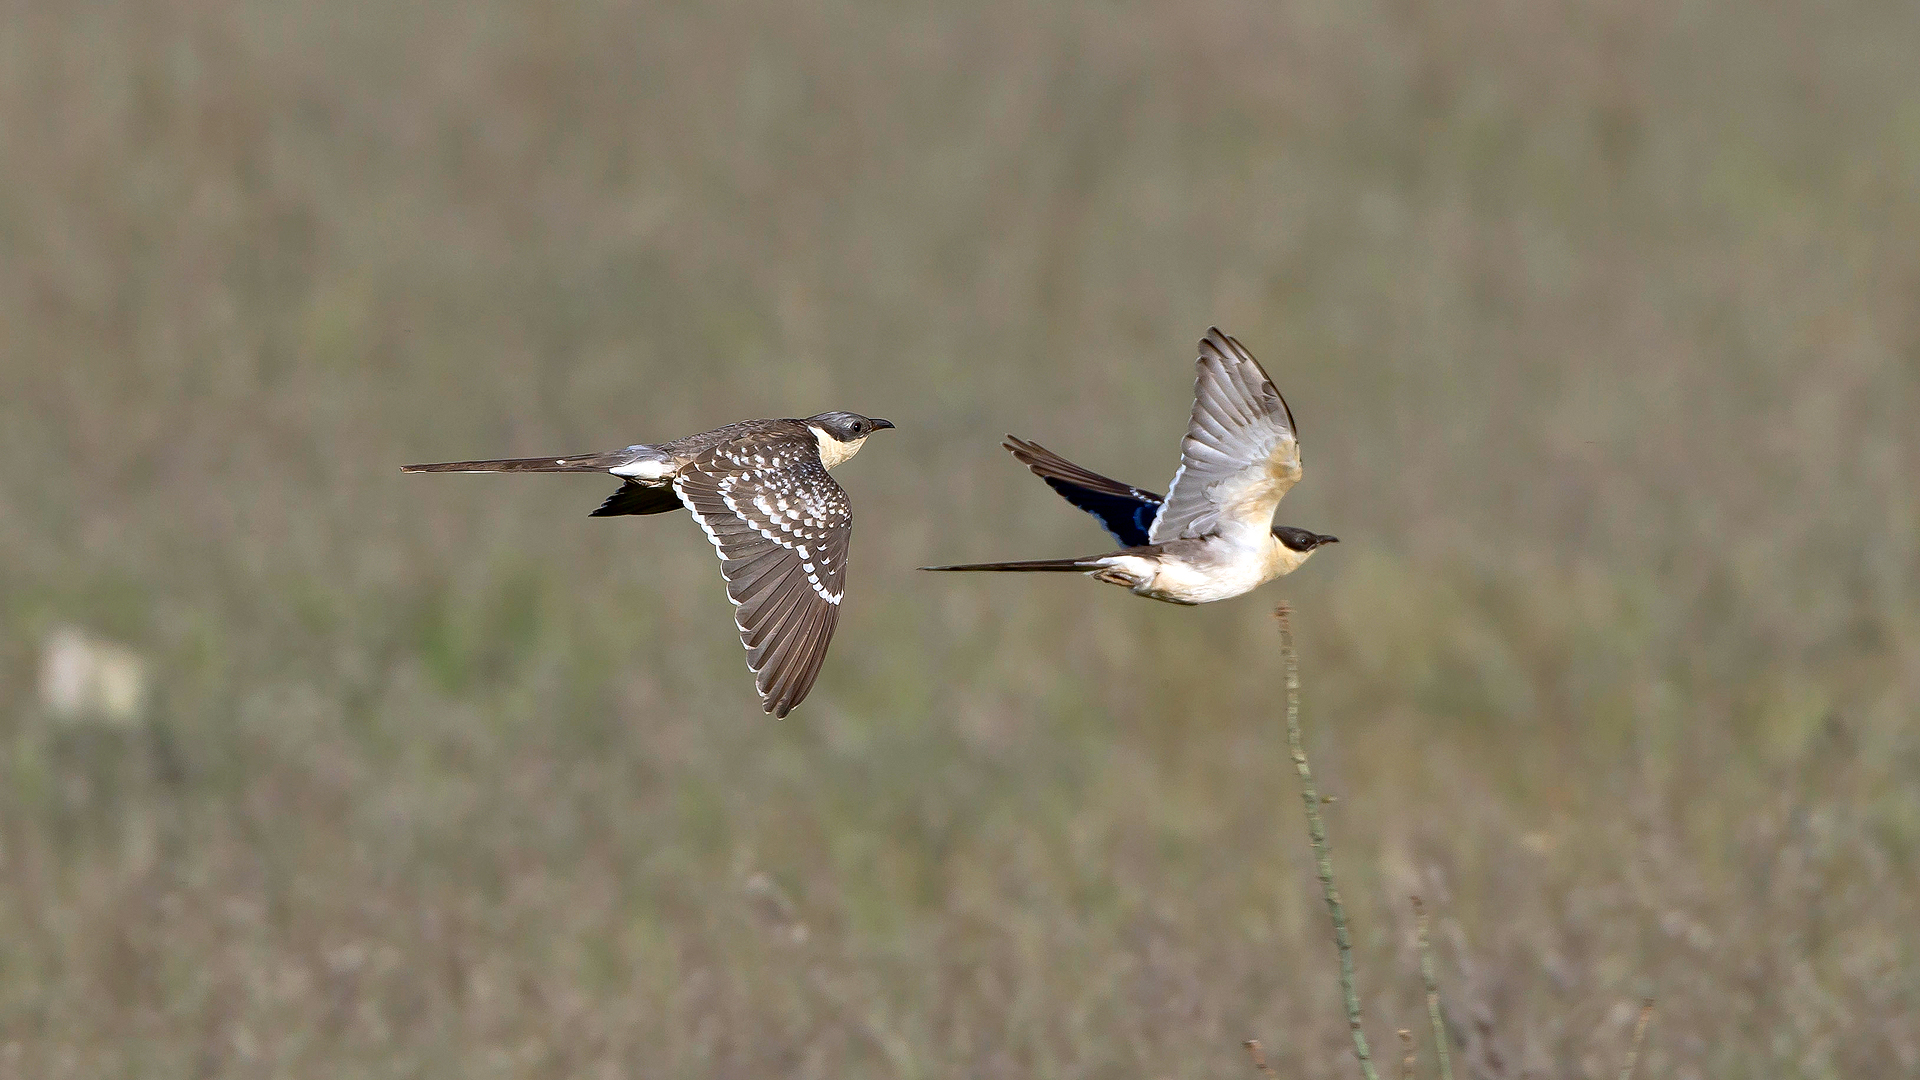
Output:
[[1412, 896, 1454, 1080], [1277, 605, 1380, 1080]]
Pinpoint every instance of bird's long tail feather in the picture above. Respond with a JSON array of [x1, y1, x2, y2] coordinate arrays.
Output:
[[401, 451, 631, 474], [919, 557, 1097, 573], [1003, 436, 1161, 503]]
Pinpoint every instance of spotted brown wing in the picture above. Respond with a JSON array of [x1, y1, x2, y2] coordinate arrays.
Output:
[[673, 430, 851, 718]]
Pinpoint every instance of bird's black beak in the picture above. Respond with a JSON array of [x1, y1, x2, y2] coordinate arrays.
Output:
[[870, 418, 896, 431], [1317, 535, 1339, 547]]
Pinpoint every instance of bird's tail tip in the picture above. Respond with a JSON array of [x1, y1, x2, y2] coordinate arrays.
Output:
[[919, 557, 1096, 573], [400, 453, 620, 474]]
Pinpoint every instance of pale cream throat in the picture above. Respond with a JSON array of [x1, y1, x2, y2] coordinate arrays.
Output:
[[809, 425, 867, 470]]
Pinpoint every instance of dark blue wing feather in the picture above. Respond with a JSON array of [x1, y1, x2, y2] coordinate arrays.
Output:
[[1038, 478, 1160, 547], [1003, 436, 1164, 548]]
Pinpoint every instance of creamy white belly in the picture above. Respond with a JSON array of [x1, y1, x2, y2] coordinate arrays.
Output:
[[1090, 535, 1303, 605], [1138, 554, 1275, 604]]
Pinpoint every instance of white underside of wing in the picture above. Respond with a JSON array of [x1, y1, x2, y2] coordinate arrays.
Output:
[[1149, 336, 1302, 543], [1210, 455, 1298, 539], [1149, 443, 1299, 544]]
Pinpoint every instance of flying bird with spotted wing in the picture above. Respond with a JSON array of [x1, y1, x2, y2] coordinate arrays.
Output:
[[923, 328, 1336, 604], [404, 412, 894, 718]]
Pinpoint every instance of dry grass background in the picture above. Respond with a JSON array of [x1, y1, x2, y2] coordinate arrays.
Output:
[[2, 0, 1918, 1076]]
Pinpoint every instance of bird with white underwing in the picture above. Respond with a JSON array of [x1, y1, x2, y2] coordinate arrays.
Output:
[[922, 327, 1336, 604]]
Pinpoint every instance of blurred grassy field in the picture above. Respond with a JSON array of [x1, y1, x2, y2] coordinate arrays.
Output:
[[3, 0, 1918, 1076]]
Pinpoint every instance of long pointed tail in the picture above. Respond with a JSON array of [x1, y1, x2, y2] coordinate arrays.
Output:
[[919, 557, 1097, 573], [401, 451, 632, 474]]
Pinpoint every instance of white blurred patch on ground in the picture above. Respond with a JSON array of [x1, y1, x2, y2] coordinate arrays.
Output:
[[39, 626, 149, 729]]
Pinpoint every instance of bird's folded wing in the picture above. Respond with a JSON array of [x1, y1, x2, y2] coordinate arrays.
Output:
[[673, 432, 851, 719], [1148, 328, 1302, 544]]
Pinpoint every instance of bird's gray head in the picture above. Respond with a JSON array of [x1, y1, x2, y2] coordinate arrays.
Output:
[[804, 412, 895, 441], [803, 412, 894, 470], [1272, 525, 1339, 553]]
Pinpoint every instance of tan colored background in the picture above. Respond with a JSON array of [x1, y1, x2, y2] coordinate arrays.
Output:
[[2, 1, 1916, 1075]]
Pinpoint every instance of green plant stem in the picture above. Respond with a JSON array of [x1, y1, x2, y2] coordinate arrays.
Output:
[[1277, 606, 1380, 1080], [1413, 897, 1454, 1080]]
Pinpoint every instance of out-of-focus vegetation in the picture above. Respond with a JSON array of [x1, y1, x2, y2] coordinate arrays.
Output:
[[2, 0, 1917, 1076]]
